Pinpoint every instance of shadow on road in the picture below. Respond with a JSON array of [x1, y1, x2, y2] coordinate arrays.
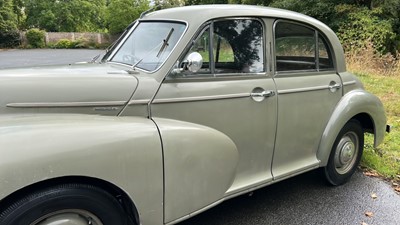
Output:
[[179, 170, 400, 225]]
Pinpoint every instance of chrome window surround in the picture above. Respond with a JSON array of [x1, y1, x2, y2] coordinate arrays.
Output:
[[105, 19, 189, 74], [169, 17, 267, 79], [273, 19, 336, 75]]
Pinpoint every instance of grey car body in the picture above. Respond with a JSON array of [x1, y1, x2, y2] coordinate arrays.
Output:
[[0, 5, 387, 225]]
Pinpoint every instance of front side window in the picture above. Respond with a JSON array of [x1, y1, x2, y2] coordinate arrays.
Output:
[[111, 21, 186, 72], [175, 19, 264, 78], [213, 19, 264, 74]]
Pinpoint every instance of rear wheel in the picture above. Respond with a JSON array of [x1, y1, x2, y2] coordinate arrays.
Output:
[[0, 183, 129, 225], [324, 120, 364, 185]]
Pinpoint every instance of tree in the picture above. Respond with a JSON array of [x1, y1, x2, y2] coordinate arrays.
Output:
[[12, 0, 25, 29], [335, 5, 395, 53], [25, 0, 106, 32], [0, 0, 18, 31], [154, 0, 184, 9], [105, 0, 150, 34], [227, 0, 273, 5], [185, 0, 228, 5], [270, 0, 337, 29], [0, 0, 20, 48], [268, 0, 399, 52]]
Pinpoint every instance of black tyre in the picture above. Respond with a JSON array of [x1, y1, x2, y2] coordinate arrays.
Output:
[[324, 120, 364, 186], [0, 183, 129, 225]]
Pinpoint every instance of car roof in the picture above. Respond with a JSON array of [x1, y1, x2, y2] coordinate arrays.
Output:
[[144, 5, 325, 29]]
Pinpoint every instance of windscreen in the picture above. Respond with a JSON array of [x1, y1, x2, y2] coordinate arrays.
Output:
[[110, 21, 186, 72]]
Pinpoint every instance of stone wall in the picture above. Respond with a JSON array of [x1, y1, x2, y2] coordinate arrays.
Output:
[[20, 32, 118, 46]]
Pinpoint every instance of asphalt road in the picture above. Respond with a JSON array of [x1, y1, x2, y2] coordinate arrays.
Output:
[[0, 49, 399, 225], [0, 49, 104, 69]]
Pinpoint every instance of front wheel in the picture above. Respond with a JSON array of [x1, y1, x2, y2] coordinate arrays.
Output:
[[324, 120, 364, 186], [0, 183, 130, 225]]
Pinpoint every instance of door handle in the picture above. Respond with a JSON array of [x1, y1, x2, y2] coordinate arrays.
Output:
[[250, 90, 275, 98], [328, 82, 341, 92], [250, 89, 275, 102]]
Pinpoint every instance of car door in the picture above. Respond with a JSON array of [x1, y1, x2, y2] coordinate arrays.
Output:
[[271, 20, 343, 179], [151, 18, 277, 223]]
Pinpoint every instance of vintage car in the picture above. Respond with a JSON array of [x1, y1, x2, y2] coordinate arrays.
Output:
[[0, 4, 389, 225]]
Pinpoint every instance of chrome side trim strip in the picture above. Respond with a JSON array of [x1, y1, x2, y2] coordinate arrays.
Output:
[[153, 93, 250, 104], [6, 101, 126, 108], [278, 85, 328, 94], [128, 99, 150, 105], [343, 80, 356, 86]]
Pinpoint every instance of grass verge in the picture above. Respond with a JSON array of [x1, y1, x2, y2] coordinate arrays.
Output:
[[347, 49, 400, 182]]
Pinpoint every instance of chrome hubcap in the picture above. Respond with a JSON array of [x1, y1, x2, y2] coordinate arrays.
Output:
[[334, 131, 359, 174], [31, 209, 103, 225]]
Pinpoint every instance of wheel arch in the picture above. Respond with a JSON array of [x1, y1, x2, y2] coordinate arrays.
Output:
[[0, 176, 140, 225], [317, 90, 386, 166]]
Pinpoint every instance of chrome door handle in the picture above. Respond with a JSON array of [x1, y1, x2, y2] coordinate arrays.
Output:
[[328, 83, 341, 90], [250, 90, 275, 98]]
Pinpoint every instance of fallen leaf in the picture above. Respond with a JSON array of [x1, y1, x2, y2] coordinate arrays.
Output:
[[395, 187, 400, 192], [393, 182, 399, 186], [371, 193, 378, 199], [361, 222, 369, 225], [365, 211, 374, 217], [364, 171, 379, 177]]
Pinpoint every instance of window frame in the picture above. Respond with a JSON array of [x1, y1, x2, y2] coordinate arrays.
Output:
[[273, 19, 335, 75], [105, 19, 188, 74], [169, 17, 267, 80]]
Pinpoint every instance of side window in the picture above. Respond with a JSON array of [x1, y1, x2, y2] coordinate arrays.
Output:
[[274, 21, 334, 72], [275, 22, 316, 71], [171, 19, 264, 78], [318, 36, 334, 70], [213, 19, 264, 74]]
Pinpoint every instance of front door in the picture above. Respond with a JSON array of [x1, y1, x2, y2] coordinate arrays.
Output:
[[151, 18, 277, 223]]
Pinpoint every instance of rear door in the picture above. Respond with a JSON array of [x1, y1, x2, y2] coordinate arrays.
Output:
[[271, 20, 342, 179]]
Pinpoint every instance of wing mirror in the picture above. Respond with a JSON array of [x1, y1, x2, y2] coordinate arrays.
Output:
[[170, 52, 203, 77], [185, 52, 203, 73]]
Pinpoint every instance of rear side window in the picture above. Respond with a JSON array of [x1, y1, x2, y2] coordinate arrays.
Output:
[[274, 21, 333, 72]]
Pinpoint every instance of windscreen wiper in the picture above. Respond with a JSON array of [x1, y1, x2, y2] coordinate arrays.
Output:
[[128, 28, 175, 74], [156, 28, 174, 57]]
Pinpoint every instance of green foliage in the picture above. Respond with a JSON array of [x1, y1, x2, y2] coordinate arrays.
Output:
[[0, 0, 20, 47], [227, 0, 272, 5], [336, 5, 395, 53], [26, 28, 46, 48], [0, 29, 20, 48], [24, 0, 106, 32], [105, 0, 150, 34], [12, 0, 25, 29], [52, 39, 74, 49], [268, 0, 399, 53], [154, 0, 184, 8], [185, 0, 227, 4], [49, 38, 101, 49], [0, 0, 18, 31]]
